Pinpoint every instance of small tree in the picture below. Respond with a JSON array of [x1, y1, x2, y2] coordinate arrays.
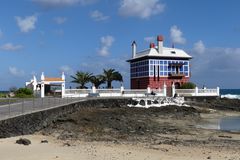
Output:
[[180, 82, 196, 89], [71, 71, 93, 89], [90, 75, 105, 88], [102, 68, 123, 88]]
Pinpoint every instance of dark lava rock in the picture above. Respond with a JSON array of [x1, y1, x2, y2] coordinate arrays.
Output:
[[42, 105, 200, 142], [16, 138, 31, 145], [41, 140, 48, 143], [188, 98, 240, 111]]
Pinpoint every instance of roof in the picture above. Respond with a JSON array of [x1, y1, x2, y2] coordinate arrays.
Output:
[[44, 77, 64, 82], [127, 47, 192, 62]]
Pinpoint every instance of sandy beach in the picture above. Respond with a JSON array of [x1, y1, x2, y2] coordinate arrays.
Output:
[[0, 134, 239, 160]]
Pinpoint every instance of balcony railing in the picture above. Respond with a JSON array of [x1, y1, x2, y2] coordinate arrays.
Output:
[[169, 73, 185, 78]]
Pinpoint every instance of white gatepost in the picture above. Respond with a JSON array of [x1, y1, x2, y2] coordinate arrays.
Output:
[[61, 72, 66, 98], [92, 85, 97, 94], [195, 87, 199, 96], [217, 87, 220, 96], [120, 85, 124, 95], [33, 75, 37, 91], [147, 86, 151, 94], [163, 83, 167, 97], [61, 83, 65, 98], [172, 83, 175, 97], [41, 83, 45, 98], [41, 72, 45, 98]]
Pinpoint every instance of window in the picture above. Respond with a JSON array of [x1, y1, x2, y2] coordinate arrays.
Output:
[[160, 66, 164, 71], [150, 65, 153, 71], [164, 66, 167, 71], [179, 66, 183, 72]]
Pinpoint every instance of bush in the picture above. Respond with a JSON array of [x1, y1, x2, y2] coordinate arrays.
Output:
[[15, 88, 33, 98], [0, 93, 6, 98], [180, 82, 196, 89]]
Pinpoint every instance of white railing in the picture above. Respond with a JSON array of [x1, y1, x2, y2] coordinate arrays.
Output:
[[64, 86, 220, 98], [65, 89, 91, 97], [123, 89, 147, 97], [64, 88, 165, 98], [175, 87, 220, 97], [198, 89, 218, 96], [97, 89, 122, 97], [175, 89, 195, 96]]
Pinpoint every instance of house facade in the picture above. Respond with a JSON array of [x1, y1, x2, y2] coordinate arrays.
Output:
[[127, 35, 192, 95]]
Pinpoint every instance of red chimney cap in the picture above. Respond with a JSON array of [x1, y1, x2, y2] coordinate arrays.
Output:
[[150, 42, 155, 48], [157, 35, 164, 41]]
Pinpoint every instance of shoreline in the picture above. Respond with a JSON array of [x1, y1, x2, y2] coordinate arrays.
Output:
[[0, 98, 240, 159]]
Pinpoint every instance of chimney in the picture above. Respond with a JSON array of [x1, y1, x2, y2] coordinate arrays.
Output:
[[149, 42, 155, 48], [131, 41, 137, 58], [157, 35, 164, 54]]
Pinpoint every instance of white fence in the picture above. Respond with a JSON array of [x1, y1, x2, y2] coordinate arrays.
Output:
[[64, 89, 91, 97], [64, 88, 166, 98], [63, 86, 220, 98], [175, 87, 220, 97]]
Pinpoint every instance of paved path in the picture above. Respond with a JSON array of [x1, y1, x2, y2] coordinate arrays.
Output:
[[0, 98, 83, 120]]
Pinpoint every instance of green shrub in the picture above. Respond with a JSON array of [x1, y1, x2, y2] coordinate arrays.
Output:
[[180, 82, 196, 89], [15, 88, 33, 98], [0, 93, 6, 98]]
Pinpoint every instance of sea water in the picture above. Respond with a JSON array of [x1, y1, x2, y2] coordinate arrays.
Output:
[[220, 116, 240, 132], [198, 89, 240, 132], [221, 89, 240, 99], [197, 117, 240, 132]]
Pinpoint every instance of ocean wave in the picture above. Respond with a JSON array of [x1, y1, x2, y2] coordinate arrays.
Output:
[[221, 94, 240, 99]]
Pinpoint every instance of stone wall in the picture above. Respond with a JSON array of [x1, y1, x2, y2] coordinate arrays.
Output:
[[0, 98, 130, 138]]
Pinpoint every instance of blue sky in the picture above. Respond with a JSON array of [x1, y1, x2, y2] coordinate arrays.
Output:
[[0, 0, 240, 90]]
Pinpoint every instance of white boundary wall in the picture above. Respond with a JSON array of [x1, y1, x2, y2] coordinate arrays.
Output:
[[63, 86, 220, 98], [64, 87, 166, 98], [175, 87, 220, 97]]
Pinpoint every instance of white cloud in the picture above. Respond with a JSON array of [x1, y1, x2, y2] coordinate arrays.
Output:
[[193, 40, 205, 54], [90, 10, 109, 21], [98, 35, 115, 56], [60, 65, 74, 75], [54, 17, 67, 24], [0, 43, 23, 51], [33, 0, 97, 8], [170, 25, 186, 44], [15, 15, 37, 33], [144, 36, 155, 43], [9, 67, 25, 77], [190, 46, 240, 88], [119, 0, 165, 19]]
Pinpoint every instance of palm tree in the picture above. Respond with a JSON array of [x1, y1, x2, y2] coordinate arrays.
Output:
[[90, 75, 105, 88], [102, 68, 123, 88], [71, 71, 93, 89]]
